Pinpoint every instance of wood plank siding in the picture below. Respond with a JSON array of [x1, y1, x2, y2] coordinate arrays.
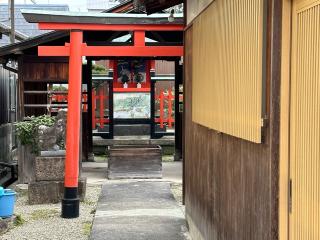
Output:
[[21, 56, 68, 117], [184, 0, 282, 239], [23, 56, 69, 83]]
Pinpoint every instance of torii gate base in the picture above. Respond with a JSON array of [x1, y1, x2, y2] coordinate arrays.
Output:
[[37, 24, 183, 219]]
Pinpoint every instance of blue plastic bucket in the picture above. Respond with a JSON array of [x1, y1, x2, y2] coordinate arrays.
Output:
[[0, 187, 16, 218]]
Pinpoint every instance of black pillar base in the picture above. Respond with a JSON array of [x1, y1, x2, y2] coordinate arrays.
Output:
[[61, 187, 80, 218]]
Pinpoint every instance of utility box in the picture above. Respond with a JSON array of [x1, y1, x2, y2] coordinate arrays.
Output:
[[107, 145, 162, 179]]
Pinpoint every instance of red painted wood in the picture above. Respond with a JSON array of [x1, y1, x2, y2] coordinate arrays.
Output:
[[38, 23, 184, 31], [168, 90, 173, 128], [38, 46, 69, 56], [113, 88, 150, 92], [99, 88, 104, 128], [83, 93, 87, 112], [134, 31, 145, 46], [64, 31, 83, 188], [38, 45, 183, 57], [92, 89, 96, 129], [84, 46, 184, 57], [159, 90, 164, 129], [155, 118, 175, 123], [151, 60, 156, 70], [155, 90, 175, 127]]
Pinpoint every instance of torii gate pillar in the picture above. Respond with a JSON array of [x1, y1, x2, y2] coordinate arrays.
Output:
[[62, 30, 83, 218]]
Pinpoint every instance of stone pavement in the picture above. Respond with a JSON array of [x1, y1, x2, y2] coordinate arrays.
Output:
[[82, 161, 183, 184], [90, 181, 189, 240]]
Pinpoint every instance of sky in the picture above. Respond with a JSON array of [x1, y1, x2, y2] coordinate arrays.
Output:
[[0, 0, 88, 11]]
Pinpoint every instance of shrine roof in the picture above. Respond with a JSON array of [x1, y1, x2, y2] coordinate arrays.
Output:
[[21, 10, 184, 25]]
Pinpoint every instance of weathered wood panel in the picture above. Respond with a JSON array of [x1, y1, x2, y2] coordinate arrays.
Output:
[[184, 0, 281, 238], [22, 56, 68, 83], [155, 60, 174, 75]]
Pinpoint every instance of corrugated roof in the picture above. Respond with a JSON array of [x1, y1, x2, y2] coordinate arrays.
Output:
[[0, 22, 29, 41], [103, 0, 135, 13], [0, 4, 69, 46], [141, 0, 183, 14], [0, 30, 68, 58]]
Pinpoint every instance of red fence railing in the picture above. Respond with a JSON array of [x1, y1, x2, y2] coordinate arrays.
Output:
[[155, 90, 175, 128], [50, 89, 175, 130], [50, 92, 88, 113], [92, 88, 109, 129]]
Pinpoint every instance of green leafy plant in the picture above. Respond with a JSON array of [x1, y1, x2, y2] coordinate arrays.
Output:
[[82, 221, 93, 236], [16, 115, 55, 154], [52, 85, 68, 91], [92, 64, 107, 74], [14, 214, 25, 227]]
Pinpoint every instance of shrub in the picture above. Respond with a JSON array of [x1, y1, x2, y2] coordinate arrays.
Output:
[[16, 115, 55, 154]]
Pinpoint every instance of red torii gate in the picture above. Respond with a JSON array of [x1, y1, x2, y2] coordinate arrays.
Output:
[[25, 13, 183, 218]]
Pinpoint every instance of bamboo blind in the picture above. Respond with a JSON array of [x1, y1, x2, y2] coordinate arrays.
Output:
[[192, 0, 264, 143], [290, 0, 320, 239]]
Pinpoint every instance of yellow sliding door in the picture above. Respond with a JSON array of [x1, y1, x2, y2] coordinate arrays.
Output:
[[289, 0, 320, 239]]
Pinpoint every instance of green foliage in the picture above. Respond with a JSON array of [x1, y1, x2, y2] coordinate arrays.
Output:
[[92, 64, 107, 74], [82, 221, 93, 236], [30, 209, 59, 221], [15, 115, 55, 154], [52, 85, 68, 91], [14, 214, 25, 227]]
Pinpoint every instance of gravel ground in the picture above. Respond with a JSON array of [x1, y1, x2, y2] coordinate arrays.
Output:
[[170, 182, 183, 206], [0, 184, 101, 240]]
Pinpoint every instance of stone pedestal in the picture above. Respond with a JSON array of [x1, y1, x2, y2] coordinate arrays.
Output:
[[28, 178, 86, 205], [35, 156, 65, 181], [107, 145, 162, 179], [28, 156, 86, 205]]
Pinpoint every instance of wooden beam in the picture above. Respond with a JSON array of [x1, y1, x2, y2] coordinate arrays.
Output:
[[134, 31, 145, 46], [38, 23, 184, 31], [38, 45, 183, 57]]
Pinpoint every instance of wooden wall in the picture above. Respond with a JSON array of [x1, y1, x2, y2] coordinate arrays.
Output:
[[155, 60, 175, 75], [21, 56, 69, 117], [184, 0, 282, 239], [22, 57, 68, 83]]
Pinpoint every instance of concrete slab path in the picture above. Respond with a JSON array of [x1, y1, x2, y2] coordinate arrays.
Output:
[[82, 162, 183, 185], [90, 181, 189, 240]]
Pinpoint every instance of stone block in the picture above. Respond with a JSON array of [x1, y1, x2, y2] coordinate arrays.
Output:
[[0, 216, 16, 234], [0, 218, 8, 234], [56, 178, 87, 202], [28, 178, 87, 205], [107, 145, 162, 179], [113, 124, 150, 136], [28, 181, 61, 204], [35, 156, 65, 181]]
